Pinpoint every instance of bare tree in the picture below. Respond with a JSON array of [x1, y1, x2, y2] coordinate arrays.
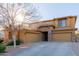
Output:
[[0, 3, 41, 48]]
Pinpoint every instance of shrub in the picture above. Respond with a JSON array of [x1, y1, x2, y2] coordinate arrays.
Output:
[[7, 39, 22, 46], [0, 43, 6, 53]]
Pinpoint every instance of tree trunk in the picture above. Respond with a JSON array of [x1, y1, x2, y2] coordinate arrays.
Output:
[[12, 33, 16, 48]]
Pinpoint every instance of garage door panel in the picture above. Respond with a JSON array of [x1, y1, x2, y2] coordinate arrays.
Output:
[[52, 33, 71, 42]]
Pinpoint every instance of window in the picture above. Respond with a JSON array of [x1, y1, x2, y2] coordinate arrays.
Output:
[[58, 19, 66, 27]]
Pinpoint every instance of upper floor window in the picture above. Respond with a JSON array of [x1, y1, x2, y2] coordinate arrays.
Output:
[[58, 19, 66, 27]]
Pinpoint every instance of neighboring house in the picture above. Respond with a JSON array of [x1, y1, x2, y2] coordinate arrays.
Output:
[[3, 16, 77, 43]]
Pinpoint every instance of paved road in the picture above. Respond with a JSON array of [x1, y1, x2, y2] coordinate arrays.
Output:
[[10, 42, 76, 56]]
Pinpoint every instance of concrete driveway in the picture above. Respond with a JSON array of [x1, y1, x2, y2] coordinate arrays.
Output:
[[8, 42, 77, 56]]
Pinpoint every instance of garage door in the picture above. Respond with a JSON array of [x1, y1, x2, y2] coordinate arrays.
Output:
[[52, 33, 72, 42]]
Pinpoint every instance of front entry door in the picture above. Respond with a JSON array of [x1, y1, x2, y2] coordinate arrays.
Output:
[[42, 32, 48, 41]]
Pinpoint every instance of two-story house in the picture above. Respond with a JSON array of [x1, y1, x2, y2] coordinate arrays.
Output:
[[3, 16, 77, 43]]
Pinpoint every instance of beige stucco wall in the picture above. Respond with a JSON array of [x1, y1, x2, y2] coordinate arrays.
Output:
[[67, 17, 76, 28], [30, 20, 55, 30]]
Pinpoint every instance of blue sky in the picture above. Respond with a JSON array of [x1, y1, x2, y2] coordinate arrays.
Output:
[[33, 3, 79, 30]]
